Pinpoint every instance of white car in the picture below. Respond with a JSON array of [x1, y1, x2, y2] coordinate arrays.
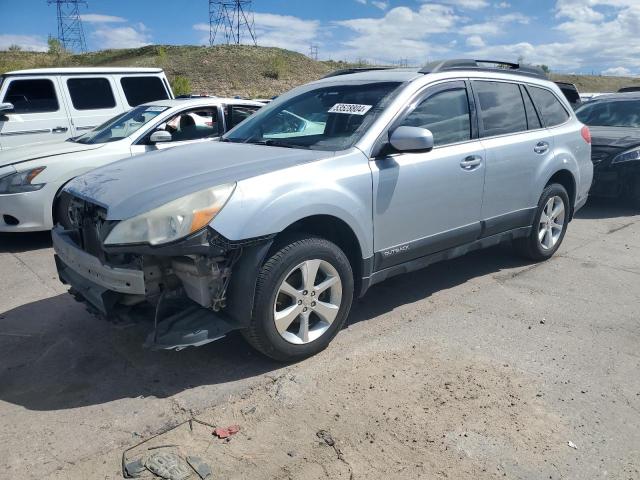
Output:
[[0, 97, 262, 232]]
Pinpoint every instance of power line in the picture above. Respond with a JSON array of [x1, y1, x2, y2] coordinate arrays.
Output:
[[48, 0, 87, 53], [209, 0, 257, 46]]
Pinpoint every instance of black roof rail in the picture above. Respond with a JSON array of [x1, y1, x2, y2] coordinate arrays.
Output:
[[419, 59, 548, 79], [322, 66, 395, 79]]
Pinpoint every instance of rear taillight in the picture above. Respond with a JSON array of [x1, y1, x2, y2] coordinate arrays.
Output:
[[581, 125, 591, 144]]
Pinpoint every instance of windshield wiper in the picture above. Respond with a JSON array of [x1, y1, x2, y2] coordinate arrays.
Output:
[[246, 139, 307, 149]]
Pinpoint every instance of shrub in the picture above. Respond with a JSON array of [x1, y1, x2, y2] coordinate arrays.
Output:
[[170, 75, 192, 96], [263, 56, 286, 80]]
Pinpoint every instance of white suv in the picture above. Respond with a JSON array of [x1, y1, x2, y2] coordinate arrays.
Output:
[[0, 67, 173, 149]]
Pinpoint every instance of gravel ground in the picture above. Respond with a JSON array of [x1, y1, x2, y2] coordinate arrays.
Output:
[[0, 197, 638, 480]]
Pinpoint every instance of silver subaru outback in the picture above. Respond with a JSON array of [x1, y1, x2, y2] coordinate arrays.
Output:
[[53, 59, 593, 361]]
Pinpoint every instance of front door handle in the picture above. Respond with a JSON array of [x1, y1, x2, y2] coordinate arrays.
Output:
[[460, 155, 482, 170], [52, 126, 68, 134], [534, 141, 549, 154]]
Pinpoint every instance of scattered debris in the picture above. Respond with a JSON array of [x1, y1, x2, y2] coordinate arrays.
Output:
[[124, 458, 146, 478], [186, 456, 213, 480], [145, 451, 192, 480], [568, 441, 578, 449], [213, 424, 240, 439], [316, 429, 335, 447]]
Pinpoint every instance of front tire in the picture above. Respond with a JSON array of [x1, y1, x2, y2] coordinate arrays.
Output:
[[514, 183, 570, 261], [242, 235, 354, 362], [53, 192, 74, 230]]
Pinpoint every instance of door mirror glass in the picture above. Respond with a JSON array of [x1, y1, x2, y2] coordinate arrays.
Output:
[[389, 126, 434, 152], [0, 102, 14, 114], [149, 130, 172, 144]]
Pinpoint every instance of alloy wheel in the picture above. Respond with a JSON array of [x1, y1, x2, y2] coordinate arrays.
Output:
[[273, 259, 343, 345], [538, 195, 565, 250]]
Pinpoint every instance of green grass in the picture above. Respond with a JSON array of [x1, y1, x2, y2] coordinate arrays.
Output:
[[2, 45, 639, 97]]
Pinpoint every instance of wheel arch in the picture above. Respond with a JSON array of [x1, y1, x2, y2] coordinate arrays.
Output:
[[545, 169, 576, 219]]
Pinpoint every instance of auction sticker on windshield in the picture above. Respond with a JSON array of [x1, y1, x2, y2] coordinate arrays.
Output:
[[329, 103, 372, 115]]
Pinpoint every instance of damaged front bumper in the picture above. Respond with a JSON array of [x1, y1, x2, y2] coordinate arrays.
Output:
[[52, 225, 272, 351]]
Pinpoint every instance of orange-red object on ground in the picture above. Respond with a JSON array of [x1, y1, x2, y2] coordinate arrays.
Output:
[[213, 425, 240, 439]]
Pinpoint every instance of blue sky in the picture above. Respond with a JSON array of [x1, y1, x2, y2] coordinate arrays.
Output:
[[1, 0, 639, 75]]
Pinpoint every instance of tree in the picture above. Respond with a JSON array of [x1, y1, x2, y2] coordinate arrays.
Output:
[[170, 76, 192, 96], [539, 64, 550, 74], [8, 44, 22, 52], [48, 37, 65, 55]]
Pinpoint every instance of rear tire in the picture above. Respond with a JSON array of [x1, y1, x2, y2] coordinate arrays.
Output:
[[242, 235, 354, 362], [514, 183, 570, 261]]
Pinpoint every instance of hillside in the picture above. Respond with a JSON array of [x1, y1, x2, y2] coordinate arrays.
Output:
[[1, 45, 639, 97]]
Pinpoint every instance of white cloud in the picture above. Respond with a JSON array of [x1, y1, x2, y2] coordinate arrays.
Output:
[[602, 66, 634, 76], [372, 1, 389, 10], [496, 2, 511, 8], [466, 35, 486, 47], [460, 12, 530, 35], [355, 0, 367, 3], [433, 0, 490, 9], [0, 34, 48, 52], [80, 14, 126, 23], [335, 4, 460, 62], [92, 24, 152, 49]]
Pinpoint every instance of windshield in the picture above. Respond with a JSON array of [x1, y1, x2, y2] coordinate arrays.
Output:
[[576, 99, 640, 128], [73, 105, 169, 144], [223, 82, 402, 150]]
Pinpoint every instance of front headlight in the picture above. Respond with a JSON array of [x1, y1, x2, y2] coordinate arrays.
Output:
[[104, 183, 236, 246], [0, 167, 46, 194], [612, 146, 640, 164]]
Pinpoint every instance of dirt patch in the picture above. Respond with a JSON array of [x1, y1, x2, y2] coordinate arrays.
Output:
[[107, 344, 571, 479]]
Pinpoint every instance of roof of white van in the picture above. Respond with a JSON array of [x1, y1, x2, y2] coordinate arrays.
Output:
[[2, 67, 163, 76]]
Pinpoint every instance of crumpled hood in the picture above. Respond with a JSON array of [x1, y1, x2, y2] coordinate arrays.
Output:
[[0, 140, 104, 168], [65, 141, 332, 220]]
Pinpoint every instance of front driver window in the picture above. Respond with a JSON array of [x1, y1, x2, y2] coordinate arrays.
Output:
[[400, 88, 471, 147], [164, 108, 220, 142]]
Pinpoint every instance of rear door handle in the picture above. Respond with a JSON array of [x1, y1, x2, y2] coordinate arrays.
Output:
[[534, 141, 549, 154], [52, 126, 68, 134], [460, 155, 482, 170]]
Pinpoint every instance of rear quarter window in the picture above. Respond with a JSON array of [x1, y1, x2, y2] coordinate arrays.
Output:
[[67, 77, 116, 110], [3, 78, 59, 113], [528, 86, 570, 127], [120, 76, 169, 107]]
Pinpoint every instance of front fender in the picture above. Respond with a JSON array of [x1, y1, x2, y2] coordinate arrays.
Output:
[[212, 151, 374, 257]]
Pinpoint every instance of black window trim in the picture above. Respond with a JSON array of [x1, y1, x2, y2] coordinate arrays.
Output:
[[523, 84, 572, 129], [372, 78, 479, 157], [518, 84, 544, 132], [66, 76, 117, 111], [470, 79, 532, 140], [2, 77, 60, 114]]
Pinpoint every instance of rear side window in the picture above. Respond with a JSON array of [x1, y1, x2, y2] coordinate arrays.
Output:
[[3, 79, 59, 113], [521, 86, 542, 130], [528, 86, 570, 127], [225, 105, 261, 129], [120, 76, 169, 107], [473, 81, 527, 137], [400, 87, 471, 146], [67, 77, 116, 110]]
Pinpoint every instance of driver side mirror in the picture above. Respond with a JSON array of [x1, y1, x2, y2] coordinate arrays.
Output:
[[389, 126, 434, 153], [149, 130, 172, 144], [0, 102, 14, 114]]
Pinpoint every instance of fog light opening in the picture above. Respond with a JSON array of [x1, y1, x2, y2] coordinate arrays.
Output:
[[3, 214, 19, 226]]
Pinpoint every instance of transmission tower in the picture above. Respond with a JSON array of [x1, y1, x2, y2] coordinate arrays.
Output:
[[48, 0, 87, 53], [209, 0, 257, 46], [309, 44, 319, 61]]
